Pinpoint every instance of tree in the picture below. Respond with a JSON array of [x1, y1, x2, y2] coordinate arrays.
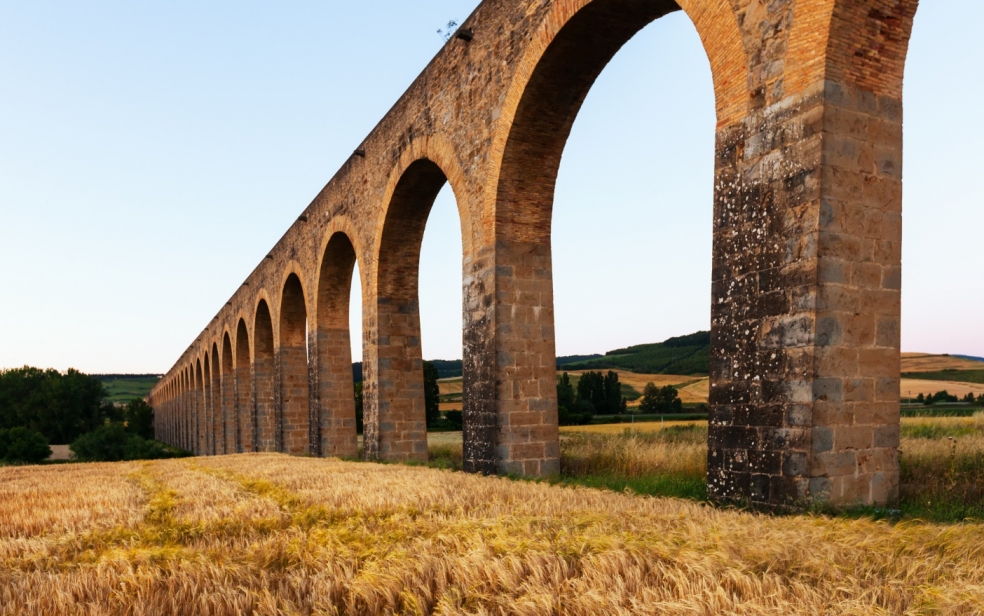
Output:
[[575, 371, 626, 415], [0, 427, 51, 464], [557, 372, 575, 411], [71, 423, 130, 462], [70, 423, 174, 462], [602, 371, 627, 414], [638, 383, 683, 414], [423, 362, 441, 428], [0, 367, 113, 444], [122, 399, 154, 440], [444, 410, 463, 430]]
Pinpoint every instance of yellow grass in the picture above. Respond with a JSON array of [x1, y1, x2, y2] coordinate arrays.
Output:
[[676, 377, 709, 403], [2, 452, 984, 614], [438, 378, 463, 411], [566, 370, 709, 404], [564, 417, 982, 435], [561, 420, 704, 435], [436, 378, 462, 396], [901, 352, 984, 372], [901, 378, 984, 399]]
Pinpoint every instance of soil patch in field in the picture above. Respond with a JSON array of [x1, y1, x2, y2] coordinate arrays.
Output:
[[47, 445, 73, 461]]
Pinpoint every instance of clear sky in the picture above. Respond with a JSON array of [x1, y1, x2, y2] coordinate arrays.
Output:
[[1, 1, 981, 374]]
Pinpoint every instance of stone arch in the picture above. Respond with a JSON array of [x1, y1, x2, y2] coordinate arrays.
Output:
[[181, 366, 189, 452], [314, 229, 360, 458], [483, 0, 743, 476], [203, 348, 214, 455], [376, 135, 476, 257], [785, 0, 919, 101], [484, 0, 748, 222], [221, 332, 235, 454], [177, 368, 184, 451], [174, 372, 181, 450], [367, 156, 464, 462], [152, 0, 922, 507], [195, 358, 205, 455], [253, 298, 277, 452], [209, 342, 220, 455], [279, 272, 311, 455], [235, 317, 253, 452]]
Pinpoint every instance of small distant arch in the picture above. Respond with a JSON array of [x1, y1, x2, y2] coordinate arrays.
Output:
[[254, 299, 277, 452], [314, 230, 360, 458], [279, 273, 311, 455], [236, 318, 253, 452], [211, 341, 222, 455]]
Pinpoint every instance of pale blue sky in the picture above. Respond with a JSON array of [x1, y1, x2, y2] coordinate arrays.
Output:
[[1, 1, 981, 374]]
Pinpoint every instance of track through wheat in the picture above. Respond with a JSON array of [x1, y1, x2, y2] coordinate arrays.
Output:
[[1, 454, 983, 614]]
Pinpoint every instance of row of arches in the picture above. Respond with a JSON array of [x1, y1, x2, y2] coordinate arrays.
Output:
[[152, 232, 363, 457], [147, 0, 920, 507], [146, 0, 747, 469]]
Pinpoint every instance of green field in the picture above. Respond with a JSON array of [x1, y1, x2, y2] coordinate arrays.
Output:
[[563, 331, 710, 375], [902, 369, 984, 384], [95, 374, 160, 404]]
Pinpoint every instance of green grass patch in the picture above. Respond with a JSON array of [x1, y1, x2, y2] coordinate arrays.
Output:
[[552, 474, 708, 501], [901, 423, 979, 440], [901, 406, 982, 418], [620, 382, 641, 401], [95, 375, 160, 404], [902, 369, 984, 384], [564, 331, 710, 375]]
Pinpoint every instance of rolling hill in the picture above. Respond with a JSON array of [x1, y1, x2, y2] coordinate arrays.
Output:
[[562, 331, 710, 375], [901, 353, 984, 386], [95, 374, 161, 404]]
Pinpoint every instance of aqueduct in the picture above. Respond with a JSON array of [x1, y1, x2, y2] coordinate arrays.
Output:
[[149, 0, 918, 507]]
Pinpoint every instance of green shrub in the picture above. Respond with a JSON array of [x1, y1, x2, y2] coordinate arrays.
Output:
[[121, 398, 155, 440], [71, 423, 129, 462], [123, 436, 171, 460], [444, 410, 463, 431], [71, 423, 177, 462], [638, 383, 683, 414], [0, 427, 52, 464]]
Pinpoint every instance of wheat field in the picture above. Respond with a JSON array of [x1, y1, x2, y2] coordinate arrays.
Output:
[[900, 353, 984, 372], [900, 377, 984, 399], [2, 449, 984, 615]]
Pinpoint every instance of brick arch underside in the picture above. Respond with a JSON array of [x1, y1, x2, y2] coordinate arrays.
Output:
[[485, 0, 748, 478], [254, 300, 277, 453], [221, 333, 235, 454], [314, 232, 360, 459], [279, 274, 311, 456], [235, 319, 253, 453], [365, 158, 454, 464]]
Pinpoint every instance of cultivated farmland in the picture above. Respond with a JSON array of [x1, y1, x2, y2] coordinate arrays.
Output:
[[3, 416, 984, 615]]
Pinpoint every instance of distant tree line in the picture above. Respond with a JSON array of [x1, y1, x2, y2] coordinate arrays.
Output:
[[638, 383, 683, 414], [557, 371, 628, 426], [916, 390, 984, 405], [0, 366, 177, 465], [0, 367, 114, 443], [562, 332, 710, 376]]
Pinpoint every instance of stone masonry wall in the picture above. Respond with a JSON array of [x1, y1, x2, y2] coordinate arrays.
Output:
[[150, 0, 917, 508]]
